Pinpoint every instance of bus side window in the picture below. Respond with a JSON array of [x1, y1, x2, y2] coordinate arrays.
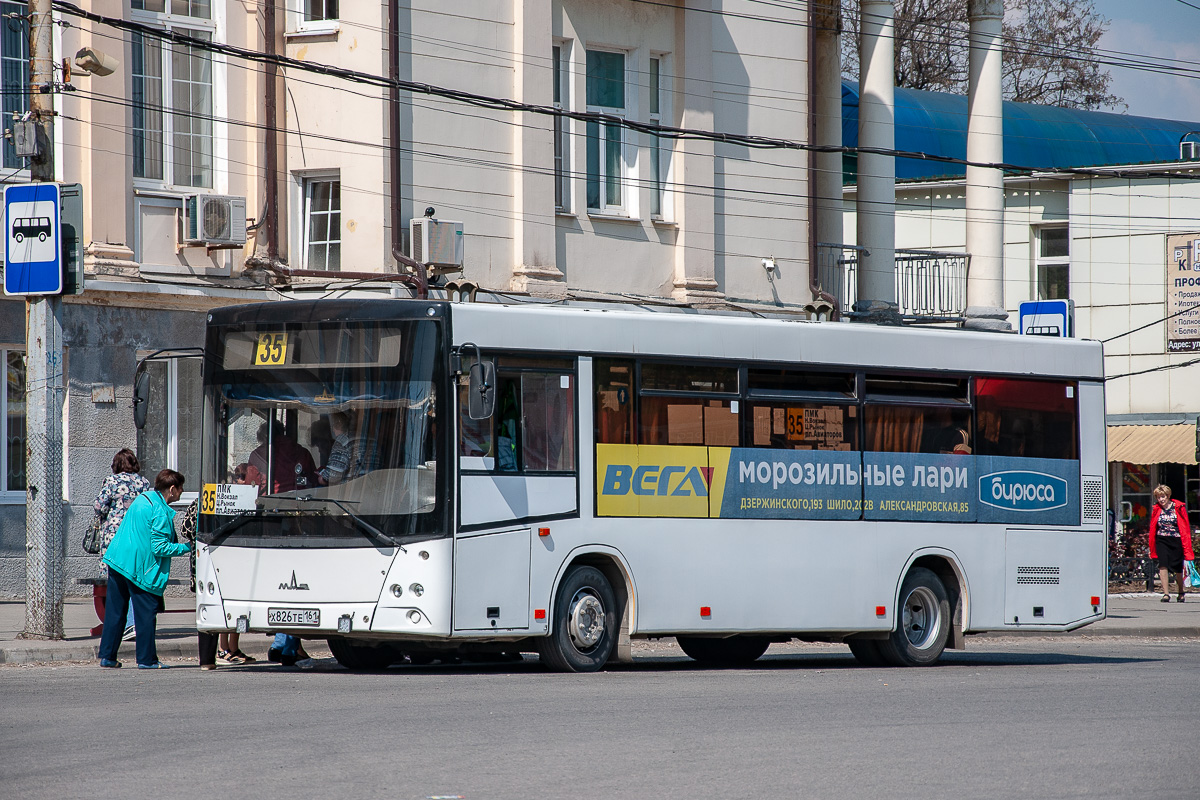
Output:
[[595, 359, 634, 444], [748, 402, 858, 451], [639, 361, 740, 446], [458, 356, 496, 465], [975, 378, 1078, 460], [863, 374, 970, 454]]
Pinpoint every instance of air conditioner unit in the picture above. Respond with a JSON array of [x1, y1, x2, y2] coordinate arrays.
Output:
[[1181, 141, 1200, 161], [184, 194, 248, 246], [410, 217, 464, 272]]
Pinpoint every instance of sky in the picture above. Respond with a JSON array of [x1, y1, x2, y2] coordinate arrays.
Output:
[[1093, 0, 1200, 122]]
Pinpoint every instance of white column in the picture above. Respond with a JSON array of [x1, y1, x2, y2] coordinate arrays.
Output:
[[856, 0, 896, 311], [964, 0, 1010, 330], [813, 0, 843, 251], [509, 0, 566, 298]]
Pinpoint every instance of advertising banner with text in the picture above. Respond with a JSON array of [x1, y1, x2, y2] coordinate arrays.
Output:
[[1167, 232, 1200, 352]]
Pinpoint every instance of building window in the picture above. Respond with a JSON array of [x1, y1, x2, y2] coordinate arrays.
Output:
[[553, 43, 569, 211], [1036, 226, 1069, 301], [2, 349, 26, 495], [131, 2, 214, 188], [586, 49, 626, 213], [289, 0, 338, 33], [302, 176, 341, 271], [649, 56, 666, 219], [136, 355, 202, 491], [0, 1, 28, 170], [304, 0, 338, 22]]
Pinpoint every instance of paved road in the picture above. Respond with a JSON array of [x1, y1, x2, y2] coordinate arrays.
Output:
[[4, 638, 1194, 800]]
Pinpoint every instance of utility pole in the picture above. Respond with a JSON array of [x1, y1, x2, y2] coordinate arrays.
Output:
[[20, 0, 65, 639]]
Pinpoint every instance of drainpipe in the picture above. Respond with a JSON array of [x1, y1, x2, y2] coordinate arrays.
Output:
[[264, 0, 278, 260], [387, 0, 429, 299], [855, 0, 898, 320], [963, 0, 1010, 331], [809, 0, 841, 315]]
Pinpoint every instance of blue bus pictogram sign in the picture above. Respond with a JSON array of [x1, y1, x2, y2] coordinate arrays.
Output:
[[4, 182, 61, 296]]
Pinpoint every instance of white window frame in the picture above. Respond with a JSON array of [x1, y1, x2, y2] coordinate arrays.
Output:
[[287, 0, 340, 36], [648, 53, 672, 222], [130, 2, 227, 193], [585, 46, 634, 217], [1035, 225, 1070, 301], [553, 41, 571, 212], [0, 346, 68, 505], [135, 353, 202, 503], [290, 170, 341, 271]]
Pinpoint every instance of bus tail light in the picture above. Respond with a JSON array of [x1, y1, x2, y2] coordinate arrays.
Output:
[[538, 527, 550, 537], [875, 606, 886, 617], [700, 606, 711, 618], [1090, 596, 1100, 606], [534, 609, 546, 620]]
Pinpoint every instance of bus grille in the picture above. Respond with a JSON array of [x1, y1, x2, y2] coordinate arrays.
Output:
[[1016, 566, 1060, 585], [1082, 478, 1104, 523]]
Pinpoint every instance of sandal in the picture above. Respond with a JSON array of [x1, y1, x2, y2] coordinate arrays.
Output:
[[1161, 594, 1171, 603], [216, 649, 245, 666], [232, 649, 256, 663], [1178, 593, 1186, 603]]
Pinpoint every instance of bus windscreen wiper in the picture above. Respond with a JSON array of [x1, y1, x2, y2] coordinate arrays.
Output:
[[292, 494, 407, 553], [204, 510, 262, 546]]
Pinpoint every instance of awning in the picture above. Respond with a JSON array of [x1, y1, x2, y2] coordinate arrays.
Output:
[[1107, 424, 1197, 465]]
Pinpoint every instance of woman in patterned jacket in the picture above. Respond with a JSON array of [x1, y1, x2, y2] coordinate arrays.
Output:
[[92, 448, 151, 638]]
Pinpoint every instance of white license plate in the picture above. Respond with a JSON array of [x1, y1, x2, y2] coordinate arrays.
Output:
[[267, 607, 320, 627]]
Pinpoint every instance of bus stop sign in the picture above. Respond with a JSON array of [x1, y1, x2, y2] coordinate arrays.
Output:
[[3, 182, 61, 296]]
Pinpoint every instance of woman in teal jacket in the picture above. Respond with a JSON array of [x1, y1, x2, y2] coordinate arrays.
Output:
[[97, 469, 191, 669]]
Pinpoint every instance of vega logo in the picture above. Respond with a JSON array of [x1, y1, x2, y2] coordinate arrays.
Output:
[[979, 470, 1067, 512], [601, 464, 712, 497]]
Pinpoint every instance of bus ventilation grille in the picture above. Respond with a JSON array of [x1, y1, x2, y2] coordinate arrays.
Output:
[[1082, 478, 1104, 522], [1016, 566, 1060, 585]]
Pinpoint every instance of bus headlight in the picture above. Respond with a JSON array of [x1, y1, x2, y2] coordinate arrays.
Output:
[[390, 583, 403, 598], [409, 583, 424, 597]]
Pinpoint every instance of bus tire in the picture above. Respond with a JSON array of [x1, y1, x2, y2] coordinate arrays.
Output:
[[328, 638, 399, 671], [879, 567, 950, 667], [537, 565, 617, 673], [847, 638, 888, 667], [677, 635, 770, 666]]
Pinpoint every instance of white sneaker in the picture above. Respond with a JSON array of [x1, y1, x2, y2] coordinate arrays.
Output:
[[295, 657, 316, 669], [122, 626, 136, 641]]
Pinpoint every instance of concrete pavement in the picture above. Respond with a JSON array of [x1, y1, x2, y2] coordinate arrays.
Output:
[[1, 592, 1197, 665]]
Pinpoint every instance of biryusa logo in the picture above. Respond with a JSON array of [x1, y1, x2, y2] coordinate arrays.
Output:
[[278, 571, 310, 590], [979, 470, 1067, 512]]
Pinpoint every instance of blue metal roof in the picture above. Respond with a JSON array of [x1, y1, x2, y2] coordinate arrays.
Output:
[[842, 81, 1200, 182]]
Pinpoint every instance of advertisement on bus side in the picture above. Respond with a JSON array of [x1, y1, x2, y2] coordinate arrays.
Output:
[[594, 444, 1080, 525]]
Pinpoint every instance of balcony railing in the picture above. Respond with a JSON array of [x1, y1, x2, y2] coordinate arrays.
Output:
[[815, 244, 970, 321]]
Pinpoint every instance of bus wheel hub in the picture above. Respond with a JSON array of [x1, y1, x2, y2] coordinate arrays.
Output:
[[568, 590, 605, 649]]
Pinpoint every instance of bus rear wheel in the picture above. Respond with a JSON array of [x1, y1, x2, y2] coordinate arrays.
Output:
[[537, 565, 617, 673], [328, 638, 400, 671], [677, 635, 770, 666], [879, 568, 951, 667]]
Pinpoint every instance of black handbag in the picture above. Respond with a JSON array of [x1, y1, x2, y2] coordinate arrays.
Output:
[[81, 514, 103, 554]]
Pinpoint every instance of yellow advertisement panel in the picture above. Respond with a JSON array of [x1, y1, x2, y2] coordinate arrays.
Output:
[[596, 444, 713, 518]]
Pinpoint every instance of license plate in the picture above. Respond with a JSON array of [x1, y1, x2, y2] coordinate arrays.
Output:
[[267, 607, 320, 627]]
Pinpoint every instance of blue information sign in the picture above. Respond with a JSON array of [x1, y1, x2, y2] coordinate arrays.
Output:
[[4, 182, 61, 296]]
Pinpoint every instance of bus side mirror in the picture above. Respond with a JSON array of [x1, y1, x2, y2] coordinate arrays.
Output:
[[467, 360, 495, 420], [133, 368, 150, 430]]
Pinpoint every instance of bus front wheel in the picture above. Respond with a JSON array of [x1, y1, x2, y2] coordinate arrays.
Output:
[[328, 638, 400, 670], [538, 565, 617, 673], [677, 635, 770, 666], [879, 568, 951, 667]]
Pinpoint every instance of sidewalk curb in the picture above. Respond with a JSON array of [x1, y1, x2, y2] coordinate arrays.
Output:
[[0, 635, 276, 665]]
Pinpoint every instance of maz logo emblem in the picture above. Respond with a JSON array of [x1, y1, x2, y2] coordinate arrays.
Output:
[[279, 571, 310, 590]]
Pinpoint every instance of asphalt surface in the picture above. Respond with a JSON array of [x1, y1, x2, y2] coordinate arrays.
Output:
[[3, 636, 1196, 799], [4, 591, 1199, 664]]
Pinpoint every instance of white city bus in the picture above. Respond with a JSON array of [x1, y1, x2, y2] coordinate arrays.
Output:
[[194, 299, 1107, 671]]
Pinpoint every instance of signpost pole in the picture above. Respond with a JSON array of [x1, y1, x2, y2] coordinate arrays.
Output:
[[20, 0, 64, 639]]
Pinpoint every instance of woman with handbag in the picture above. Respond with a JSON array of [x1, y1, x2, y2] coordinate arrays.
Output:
[[91, 449, 151, 638], [1149, 484, 1195, 603]]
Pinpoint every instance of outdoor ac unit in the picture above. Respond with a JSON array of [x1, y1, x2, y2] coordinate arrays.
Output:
[[410, 217, 464, 272], [184, 194, 248, 246], [1181, 141, 1200, 161]]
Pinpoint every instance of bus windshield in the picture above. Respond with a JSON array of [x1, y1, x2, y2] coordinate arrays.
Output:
[[201, 318, 444, 545]]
